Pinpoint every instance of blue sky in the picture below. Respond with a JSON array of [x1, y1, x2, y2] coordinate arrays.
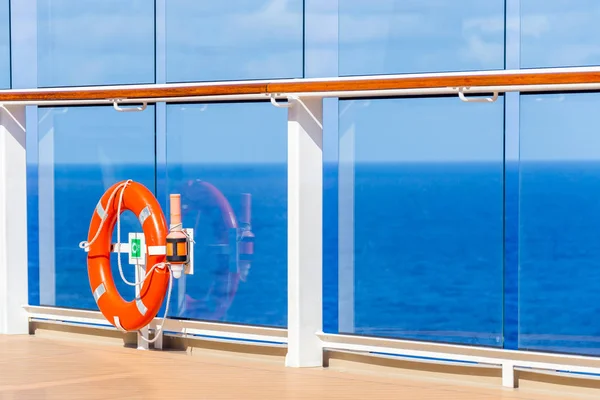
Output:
[[9, 0, 600, 164]]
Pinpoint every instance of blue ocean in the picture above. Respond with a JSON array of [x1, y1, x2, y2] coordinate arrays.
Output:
[[26, 161, 600, 356]]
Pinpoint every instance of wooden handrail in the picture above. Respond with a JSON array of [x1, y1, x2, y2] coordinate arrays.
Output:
[[0, 83, 269, 102], [1, 69, 600, 102], [268, 70, 600, 93]]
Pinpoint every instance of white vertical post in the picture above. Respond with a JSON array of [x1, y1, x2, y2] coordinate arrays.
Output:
[[136, 264, 149, 350], [128, 232, 150, 350], [502, 362, 517, 388], [0, 105, 29, 334], [152, 320, 164, 350], [286, 97, 323, 367]]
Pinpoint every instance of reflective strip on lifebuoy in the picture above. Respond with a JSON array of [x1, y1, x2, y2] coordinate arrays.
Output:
[[86, 181, 169, 332]]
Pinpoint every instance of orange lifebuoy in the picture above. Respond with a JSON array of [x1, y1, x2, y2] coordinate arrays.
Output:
[[86, 181, 169, 331]]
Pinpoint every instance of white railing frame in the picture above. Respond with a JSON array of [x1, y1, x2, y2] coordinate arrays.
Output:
[[25, 305, 287, 344], [1, 68, 600, 389], [0, 105, 28, 335]]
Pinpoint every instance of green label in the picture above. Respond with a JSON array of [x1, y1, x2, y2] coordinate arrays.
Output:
[[130, 238, 141, 258]]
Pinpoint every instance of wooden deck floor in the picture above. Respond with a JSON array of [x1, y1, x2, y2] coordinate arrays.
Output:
[[0, 335, 594, 400]]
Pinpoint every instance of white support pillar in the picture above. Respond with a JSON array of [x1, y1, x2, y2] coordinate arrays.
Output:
[[151, 319, 164, 350], [502, 362, 517, 388], [0, 105, 29, 334], [135, 263, 149, 350], [286, 97, 323, 367]]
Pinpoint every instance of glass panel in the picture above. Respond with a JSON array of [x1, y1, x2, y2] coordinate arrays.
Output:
[[338, 0, 505, 76], [0, 0, 9, 88], [165, 0, 303, 82], [37, 0, 155, 87], [519, 93, 600, 355], [304, 0, 338, 78], [165, 103, 287, 327], [336, 97, 504, 346], [37, 106, 156, 309], [521, 0, 600, 68]]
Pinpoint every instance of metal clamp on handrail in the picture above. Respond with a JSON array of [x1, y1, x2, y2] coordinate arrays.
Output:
[[269, 93, 294, 108], [111, 99, 148, 112], [457, 87, 499, 103]]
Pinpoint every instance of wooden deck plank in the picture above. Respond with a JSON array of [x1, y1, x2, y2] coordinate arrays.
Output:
[[0, 336, 591, 399]]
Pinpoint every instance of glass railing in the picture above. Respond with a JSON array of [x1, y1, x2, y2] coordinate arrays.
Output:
[[1, 1, 600, 390], [2, 68, 600, 388]]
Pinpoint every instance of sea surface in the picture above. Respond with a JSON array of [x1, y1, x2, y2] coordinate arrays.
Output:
[[26, 161, 600, 356]]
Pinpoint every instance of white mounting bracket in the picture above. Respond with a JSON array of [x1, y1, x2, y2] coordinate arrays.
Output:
[[269, 93, 295, 108], [457, 87, 499, 103], [82, 228, 194, 275], [111, 98, 148, 112], [182, 228, 195, 275]]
